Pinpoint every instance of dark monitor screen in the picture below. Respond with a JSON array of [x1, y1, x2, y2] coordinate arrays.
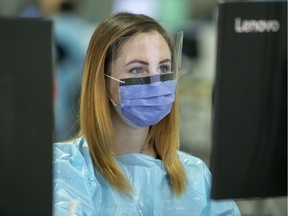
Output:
[[210, 1, 287, 199], [0, 18, 53, 215]]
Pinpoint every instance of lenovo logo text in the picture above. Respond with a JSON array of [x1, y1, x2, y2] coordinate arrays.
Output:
[[235, 17, 280, 33]]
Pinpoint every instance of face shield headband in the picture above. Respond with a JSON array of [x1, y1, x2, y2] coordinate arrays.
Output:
[[105, 31, 183, 128]]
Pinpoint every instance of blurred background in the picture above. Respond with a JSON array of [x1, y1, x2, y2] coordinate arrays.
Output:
[[0, 0, 286, 215]]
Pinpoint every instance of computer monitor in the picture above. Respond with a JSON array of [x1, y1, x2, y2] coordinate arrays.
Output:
[[210, 1, 287, 199], [0, 18, 53, 215]]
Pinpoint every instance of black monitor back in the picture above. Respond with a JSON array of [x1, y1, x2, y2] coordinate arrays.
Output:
[[0, 18, 53, 215], [211, 1, 287, 199]]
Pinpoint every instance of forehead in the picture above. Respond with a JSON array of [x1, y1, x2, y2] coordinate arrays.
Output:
[[116, 31, 171, 59]]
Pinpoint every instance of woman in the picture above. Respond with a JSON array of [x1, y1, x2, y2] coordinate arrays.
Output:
[[53, 12, 241, 215]]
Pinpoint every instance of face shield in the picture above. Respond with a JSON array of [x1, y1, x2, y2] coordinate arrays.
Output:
[[106, 31, 183, 83], [105, 31, 183, 128]]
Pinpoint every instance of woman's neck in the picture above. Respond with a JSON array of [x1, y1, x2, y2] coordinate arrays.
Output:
[[111, 111, 156, 157]]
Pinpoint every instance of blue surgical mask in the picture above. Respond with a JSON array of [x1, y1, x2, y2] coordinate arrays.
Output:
[[105, 73, 177, 128]]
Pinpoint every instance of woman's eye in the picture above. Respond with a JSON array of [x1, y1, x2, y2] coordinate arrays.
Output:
[[129, 67, 144, 74], [158, 65, 171, 74]]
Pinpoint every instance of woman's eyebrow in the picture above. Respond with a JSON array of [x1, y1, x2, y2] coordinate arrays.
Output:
[[125, 58, 171, 66], [125, 60, 148, 66], [159, 58, 171, 64]]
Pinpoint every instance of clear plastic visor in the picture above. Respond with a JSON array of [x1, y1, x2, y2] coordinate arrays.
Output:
[[105, 31, 183, 85]]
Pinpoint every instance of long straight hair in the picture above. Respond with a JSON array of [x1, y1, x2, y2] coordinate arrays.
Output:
[[79, 12, 187, 195]]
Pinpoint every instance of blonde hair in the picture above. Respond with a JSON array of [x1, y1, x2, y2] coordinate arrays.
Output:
[[79, 12, 187, 195]]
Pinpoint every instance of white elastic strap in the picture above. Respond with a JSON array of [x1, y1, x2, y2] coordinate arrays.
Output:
[[105, 74, 125, 84]]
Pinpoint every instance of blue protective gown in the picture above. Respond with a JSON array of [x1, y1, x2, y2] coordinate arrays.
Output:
[[53, 137, 241, 215]]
